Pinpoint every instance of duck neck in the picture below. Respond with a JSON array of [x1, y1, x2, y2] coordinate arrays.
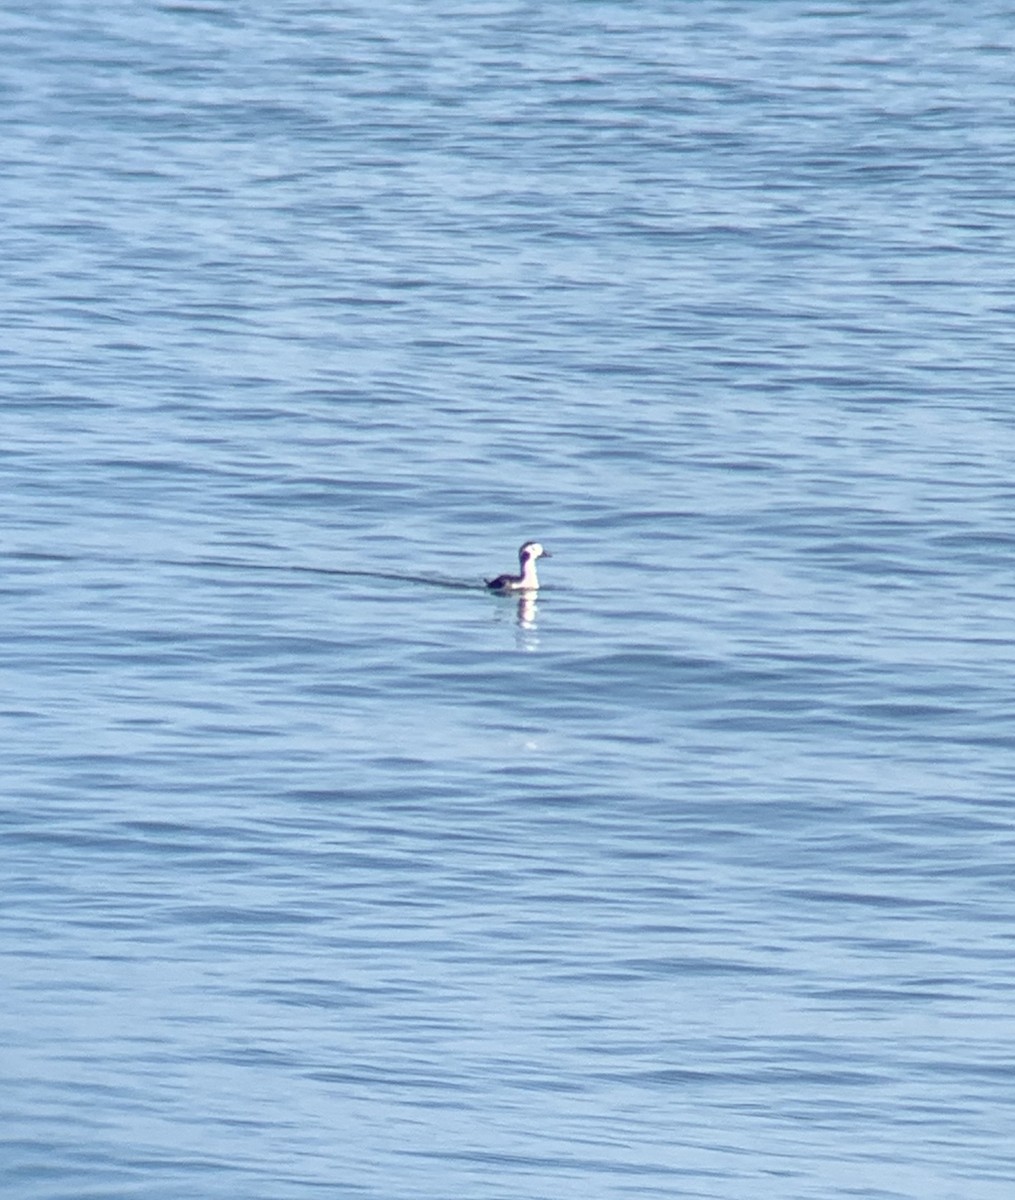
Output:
[[518, 557, 540, 588]]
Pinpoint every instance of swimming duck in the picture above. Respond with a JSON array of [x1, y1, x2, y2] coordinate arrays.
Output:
[[485, 542, 552, 592]]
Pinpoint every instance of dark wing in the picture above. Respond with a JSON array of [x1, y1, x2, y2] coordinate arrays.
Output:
[[485, 574, 510, 590]]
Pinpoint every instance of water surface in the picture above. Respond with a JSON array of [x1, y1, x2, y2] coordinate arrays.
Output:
[[3, 3, 1015, 1198]]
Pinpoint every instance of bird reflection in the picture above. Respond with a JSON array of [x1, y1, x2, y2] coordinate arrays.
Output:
[[513, 592, 541, 652], [516, 593, 537, 629]]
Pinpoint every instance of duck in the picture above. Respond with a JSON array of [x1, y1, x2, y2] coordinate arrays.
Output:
[[485, 542, 552, 592]]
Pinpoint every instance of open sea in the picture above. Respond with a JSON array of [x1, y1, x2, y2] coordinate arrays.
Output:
[[3, 2, 1015, 1198]]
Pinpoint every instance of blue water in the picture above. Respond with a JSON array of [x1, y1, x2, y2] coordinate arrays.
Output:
[[4, 3, 1015, 1198]]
